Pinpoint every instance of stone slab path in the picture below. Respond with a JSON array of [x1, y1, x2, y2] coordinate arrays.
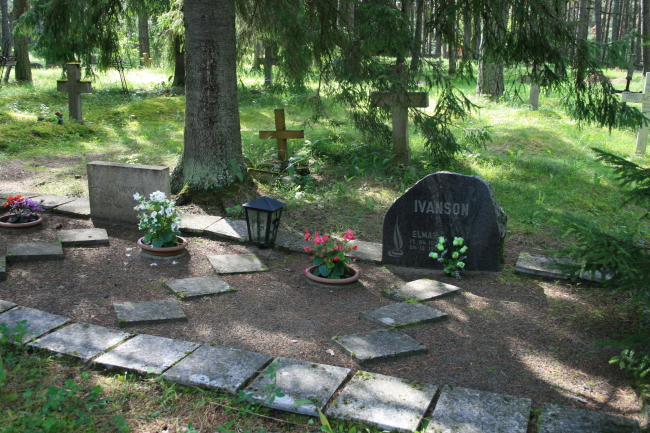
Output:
[[383, 278, 461, 302], [326, 370, 437, 432], [114, 299, 187, 327], [204, 218, 249, 242], [515, 252, 604, 282], [0, 301, 641, 432], [31, 194, 76, 210], [333, 329, 428, 365], [178, 214, 222, 234], [56, 228, 109, 247], [52, 198, 91, 216], [6, 242, 64, 263], [208, 253, 268, 274], [165, 275, 235, 300], [360, 302, 447, 328]]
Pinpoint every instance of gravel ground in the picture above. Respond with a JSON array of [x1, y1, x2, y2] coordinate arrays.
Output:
[[0, 211, 642, 426]]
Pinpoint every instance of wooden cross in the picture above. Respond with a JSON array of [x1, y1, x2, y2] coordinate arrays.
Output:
[[621, 71, 650, 156], [259, 109, 304, 161], [140, 52, 152, 67], [57, 63, 92, 122], [370, 64, 429, 166]]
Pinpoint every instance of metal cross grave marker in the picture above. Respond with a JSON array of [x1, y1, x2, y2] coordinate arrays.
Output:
[[370, 64, 429, 166], [57, 63, 92, 122], [140, 53, 152, 67], [259, 109, 304, 161], [621, 71, 650, 156]]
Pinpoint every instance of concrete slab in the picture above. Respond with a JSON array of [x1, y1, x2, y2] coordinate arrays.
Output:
[[0, 256, 5, 282], [0, 299, 16, 313], [93, 334, 200, 375], [332, 329, 428, 365], [426, 385, 532, 433], [162, 344, 272, 394], [114, 300, 187, 327], [179, 214, 222, 234], [52, 198, 91, 217], [165, 276, 236, 300], [29, 323, 131, 361], [538, 403, 639, 433], [243, 357, 351, 416], [30, 194, 76, 210], [204, 218, 249, 242], [57, 228, 109, 247], [287, 237, 312, 254], [273, 230, 305, 250], [345, 240, 383, 263], [6, 242, 64, 263], [383, 279, 461, 302], [208, 254, 268, 274], [515, 252, 605, 282], [0, 306, 69, 343], [360, 303, 447, 328], [327, 371, 437, 432]]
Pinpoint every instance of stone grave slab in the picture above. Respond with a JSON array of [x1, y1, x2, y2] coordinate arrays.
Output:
[[204, 218, 249, 242], [345, 240, 382, 263], [29, 322, 131, 361], [208, 254, 268, 274], [360, 302, 447, 328], [426, 385, 532, 433], [0, 306, 69, 343], [0, 256, 5, 282], [382, 172, 507, 272], [57, 228, 109, 247], [30, 194, 75, 210], [243, 357, 351, 416], [93, 334, 200, 375], [287, 237, 313, 253], [87, 161, 170, 226], [52, 198, 91, 217], [333, 329, 427, 365], [165, 276, 235, 300], [178, 215, 222, 234], [162, 345, 272, 394], [114, 300, 187, 327], [515, 252, 604, 282], [6, 242, 64, 263], [383, 278, 461, 302], [327, 371, 437, 432], [538, 403, 639, 433], [273, 230, 305, 250], [0, 299, 16, 313]]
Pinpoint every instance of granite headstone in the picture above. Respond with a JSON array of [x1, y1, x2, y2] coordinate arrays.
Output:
[[87, 161, 170, 226], [382, 172, 507, 271]]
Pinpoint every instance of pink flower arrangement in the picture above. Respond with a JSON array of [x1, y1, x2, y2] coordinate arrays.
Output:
[[303, 229, 358, 279]]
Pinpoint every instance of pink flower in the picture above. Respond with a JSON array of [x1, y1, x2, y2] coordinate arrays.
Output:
[[303, 246, 314, 252], [333, 256, 339, 261], [353, 245, 358, 250], [343, 229, 355, 240], [304, 268, 310, 274], [303, 229, 311, 241]]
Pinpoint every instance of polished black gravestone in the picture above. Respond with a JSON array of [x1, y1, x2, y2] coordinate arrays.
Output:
[[382, 172, 507, 272]]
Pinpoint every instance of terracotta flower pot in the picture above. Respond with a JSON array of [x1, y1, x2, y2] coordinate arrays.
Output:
[[137, 236, 188, 257], [305, 265, 360, 289], [0, 214, 43, 230]]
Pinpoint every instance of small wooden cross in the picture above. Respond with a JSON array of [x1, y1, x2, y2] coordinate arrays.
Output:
[[57, 63, 92, 122], [621, 71, 650, 156], [370, 64, 429, 166], [140, 52, 152, 67], [259, 109, 304, 161]]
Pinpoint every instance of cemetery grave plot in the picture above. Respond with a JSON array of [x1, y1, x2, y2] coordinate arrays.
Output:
[[0, 211, 642, 425]]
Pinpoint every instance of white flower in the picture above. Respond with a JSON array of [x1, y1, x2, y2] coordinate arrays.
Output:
[[133, 193, 141, 201], [150, 191, 166, 201], [150, 211, 157, 218]]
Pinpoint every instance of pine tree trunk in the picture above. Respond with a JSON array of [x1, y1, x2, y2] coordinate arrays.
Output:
[[13, 0, 30, 84], [171, 0, 244, 193], [171, 34, 185, 87], [138, 9, 150, 66], [1, 0, 10, 55], [476, 8, 504, 98], [409, 0, 423, 71], [643, 0, 650, 73]]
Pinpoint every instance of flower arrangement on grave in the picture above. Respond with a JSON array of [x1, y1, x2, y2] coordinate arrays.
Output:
[[303, 229, 358, 279], [2, 195, 44, 223], [133, 191, 182, 247], [429, 236, 468, 278]]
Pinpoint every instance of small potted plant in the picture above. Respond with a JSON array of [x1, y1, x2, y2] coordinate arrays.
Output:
[[0, 195, 45, 229], [429, 236, 468, 278], [133, 191, 186, 257], [303, 229, 359, 287]]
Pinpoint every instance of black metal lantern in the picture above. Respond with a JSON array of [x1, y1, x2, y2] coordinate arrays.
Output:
[[242, 196, 286, 248]]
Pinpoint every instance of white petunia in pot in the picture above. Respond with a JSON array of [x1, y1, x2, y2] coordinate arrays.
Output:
[[133, 191, 182, 247]]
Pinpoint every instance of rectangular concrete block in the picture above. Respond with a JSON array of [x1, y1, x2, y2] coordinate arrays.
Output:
[[243, 357, 351, 416], [178, 215, 222, 234], [29, 194, 75, 210], [0, 306, 70, 343], [208, 254, 268, 274], [165, 276, 235, 300], [162, 344, 272, 394], [327, 371, 437, 432], [333, 329, 428, 365], [52, 198, 91, 217], [345, 240, 382, 263], [29, 323, 131, 361], [360, 302, 447, 328], [204, 218, 249, 242], [383, 278, 461, 302], [87, 161, 170, 226], [57, 228, 109, 247], [93, 334, 199, 375], [538, 403, 639, 433], [0, 299, 16, 313], [6, 242, 64, 263], [114, 300, 187, 327]]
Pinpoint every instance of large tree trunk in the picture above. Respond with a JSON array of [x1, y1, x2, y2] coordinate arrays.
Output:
[[643, 0, 650, 73], [171, 0, 243, 193], [13, 0, 31, 84], [138, 9, 150, 66], [409, 0, 424, 71], [476, 8, 504, 97], [1, 0, 10, 55], [171, 34, 185, 87]]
